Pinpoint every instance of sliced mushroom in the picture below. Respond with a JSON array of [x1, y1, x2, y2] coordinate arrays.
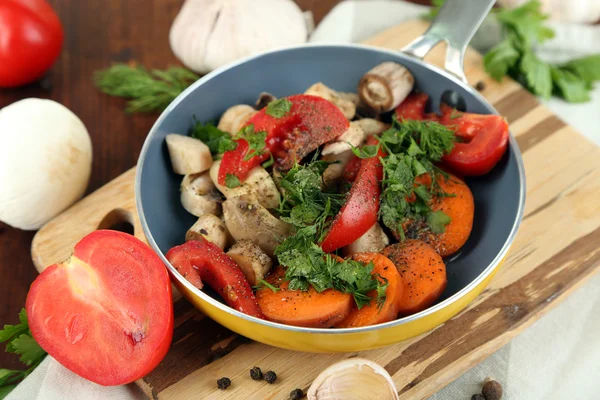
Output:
[[305, 82, 356, 120], [255, 92, 277, 110], [217, 104, 257, 135], [166, 133, 213, 175], [342, 223, 389, 256], [321, 121, 367, 156], [358, 62, 414, 113], [186, 214, 232, 250], [209, 160, 280, 209], [322, 150, 354, 188], [180, 172, 222, 217], [223, 194, 293, 256], [338, 92, 360, 106], [353, 118, 390, 136], [226, 239, 273, 286]]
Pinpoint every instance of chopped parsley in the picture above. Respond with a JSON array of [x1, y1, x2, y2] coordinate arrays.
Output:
[[265, 98, 292, 118], [225, 173, 241, 188], [234, 124, 268, 161], [190, 119, 237, 155]]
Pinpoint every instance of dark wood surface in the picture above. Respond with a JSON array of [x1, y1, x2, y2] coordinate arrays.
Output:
[[0, 0, 432, 370]]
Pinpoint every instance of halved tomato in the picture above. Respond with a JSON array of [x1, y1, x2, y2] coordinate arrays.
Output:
[[26, 230, 173, 386]]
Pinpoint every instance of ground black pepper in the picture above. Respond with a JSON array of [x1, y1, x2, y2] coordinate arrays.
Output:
[[264, 370, 277, 384], [482, 379, 503, 400], [250, 366, 263, 380], [217, 377, 231, 390], [289, 388, 304, 399], [475, 81, 486, 91]]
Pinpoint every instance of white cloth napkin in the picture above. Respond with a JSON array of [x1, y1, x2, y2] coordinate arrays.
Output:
[[8, 2, 600, 399]]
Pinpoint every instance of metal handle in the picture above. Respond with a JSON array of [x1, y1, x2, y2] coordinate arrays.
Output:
[[401, 0, 496, 83]]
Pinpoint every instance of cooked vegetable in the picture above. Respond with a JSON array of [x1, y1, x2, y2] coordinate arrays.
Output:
[[255, 92, 277, 110], [342, 223, 389, 256], [180, 172, 222, 217], [322, 150, 354, 187], [322, 121, 367, 156], [217, 104, 257, 135], [186, 214, 231, 250], [353, 118, 389, 136], [358, 62, 414, 113], [0, 0, 63, 88], [335, 253, 402, 328], [226, 239, 273, 286], [439, 105, 509, 176], [402, 173, 474, 257], [223, 194, 293, 256], [395, 92, 429, 121], [218, 94, 349, 182], [166, 238, 264, 318], [255, 267, 353, 328], [0, 99, 92, 230], [210, 160, 280, 209], [308, 358, 399, 400], [321, 137, 385, 253], [26, 230, 173, 385], [166, 133, 212, 175], [305, 82, 357, 120], [382, 239, 447, 315]]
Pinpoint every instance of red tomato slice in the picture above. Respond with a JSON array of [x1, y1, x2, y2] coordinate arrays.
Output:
[[321, 137, 385, 253], [218, 94, 349, 184], [0, 0, 63, 87], [166, 238, 264, 319], [26, 230, 173, 386], [342, 153, 362, 183], [439, 105, 509, 176], [395, 93, 429, 121]]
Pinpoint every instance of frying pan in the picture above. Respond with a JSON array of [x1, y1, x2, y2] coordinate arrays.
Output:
[[136, 0, 526, 352]]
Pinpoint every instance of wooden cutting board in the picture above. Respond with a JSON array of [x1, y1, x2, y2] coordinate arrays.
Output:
[[31, 20, 600, 400]]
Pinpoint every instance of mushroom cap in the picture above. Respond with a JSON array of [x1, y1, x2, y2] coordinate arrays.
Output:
[[0, 98, 92, 230]]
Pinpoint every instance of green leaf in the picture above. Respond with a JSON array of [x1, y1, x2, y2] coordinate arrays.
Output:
[[190, 120, 237, 155], [520, 51, 552, 98], [562, 55, 600, 85], [255, 279, 280, 292], [234, 124, 268, 161], [496, 0, 553, 46], [350, 144, 379, 159], [225, 174, 241, 188], [0, 384, 17, 399], [551, 68, 590, 103], [0, 323, 28, 344], [0, 369, 25, 387], [8, 335, 46, 367], [261, 154, 275, 168], [265, 98, 292, 118], [483, 39, 520, 81], [427, 210, 452, 234]]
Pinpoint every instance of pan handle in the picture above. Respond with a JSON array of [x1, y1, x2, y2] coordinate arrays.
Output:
[[401, 0, 496, 83]]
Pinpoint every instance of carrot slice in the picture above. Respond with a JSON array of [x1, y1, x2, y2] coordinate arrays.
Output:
[[335, 253, 403, 328], [402, 173, 474, 257], [255, 267, 353, 328], [382, 239, 447, 316]]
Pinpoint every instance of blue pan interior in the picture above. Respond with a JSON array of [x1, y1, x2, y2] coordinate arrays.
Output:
[[137, 45, 523, 305]]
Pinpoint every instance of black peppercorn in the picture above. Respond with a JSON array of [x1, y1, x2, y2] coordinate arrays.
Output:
[[290, 388, 304, 399], [482, 379, 503, 400], [264, 370, 277, 384], [475, 81, 486, 91], [250, 366, 263, 380], [217, 377, 231, 390], [471, 394, 486, 400]]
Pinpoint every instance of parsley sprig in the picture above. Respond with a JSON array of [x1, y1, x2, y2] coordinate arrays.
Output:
[[190, 121, 267, 162], [273, 158, 387, 309], [0, 309, 47, 398]]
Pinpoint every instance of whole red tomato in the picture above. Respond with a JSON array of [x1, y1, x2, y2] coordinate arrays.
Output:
[[0, 0, 63, 88]]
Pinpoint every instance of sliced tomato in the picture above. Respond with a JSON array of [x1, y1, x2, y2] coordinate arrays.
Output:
[[321, 137, 385, 253], [395, 93, 429, 121], [166, 238, 264, 319], [26, 230, 173, 386], [342, 153, 362, 183], [218, 94, 349, 184], [439, 104, 509, 176]]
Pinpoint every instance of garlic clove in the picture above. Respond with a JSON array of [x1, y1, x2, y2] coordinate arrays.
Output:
[[308, 358, 399, 400]]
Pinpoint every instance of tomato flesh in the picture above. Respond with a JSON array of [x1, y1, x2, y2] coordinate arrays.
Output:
[[439, 105, 509, 176], [0, 0, 63, 87], [321, 137, 385, 253], [166, 238, 264, 319], [26, 230, 173, 386], [218, 94, 349, 184], [395, 93, 429, 121]]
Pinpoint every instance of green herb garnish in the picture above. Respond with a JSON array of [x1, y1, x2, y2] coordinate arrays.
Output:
[[94, 64, 199, 113], [190, 120, 237, 155], [0, 309, 47, 398], [234, 125, 268, 161], [265, 98, 292, 118], [225, 174, 241, 188], [254, 279, 280, 292]]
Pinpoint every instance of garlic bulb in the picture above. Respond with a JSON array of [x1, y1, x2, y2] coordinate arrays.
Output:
[[498, 0, 600, 24], [308, 358, 399, 400], [0, 99, 92, 230], [170, 0, 309, 74]]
